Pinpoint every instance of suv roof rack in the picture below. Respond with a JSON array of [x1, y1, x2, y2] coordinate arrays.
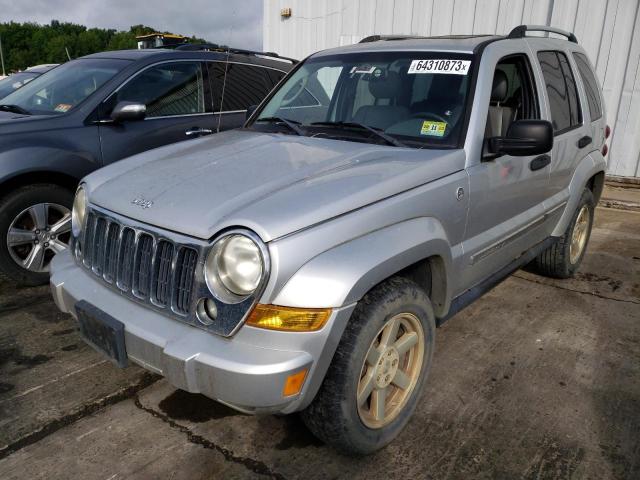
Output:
[[359, 35, 430, 43], [359, 34, 496, 43], [174, 43, 297, 63], [507, 25, 578, 43]]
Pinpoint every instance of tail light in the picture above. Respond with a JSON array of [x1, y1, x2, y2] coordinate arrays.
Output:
[[602, 125, 611, 156]]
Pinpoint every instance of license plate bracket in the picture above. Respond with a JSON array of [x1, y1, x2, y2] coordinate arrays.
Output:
[[75, 300, 128, 368]]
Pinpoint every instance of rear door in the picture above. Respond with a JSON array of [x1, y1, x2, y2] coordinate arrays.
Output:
[[208, 61, 286, 131], [98, 60, 217, 165], [571, 52, 606, 153], [534, 50, 588, 212]]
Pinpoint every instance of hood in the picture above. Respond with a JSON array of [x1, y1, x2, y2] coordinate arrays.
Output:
[[0, 110, 31, 121], [86, 129, 466, 241]]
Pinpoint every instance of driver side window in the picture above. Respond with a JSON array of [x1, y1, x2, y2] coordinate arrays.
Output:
[[116, 62, 207, 118], [485, 54, 539, 138]]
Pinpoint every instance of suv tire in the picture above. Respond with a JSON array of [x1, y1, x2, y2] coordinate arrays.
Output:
[[301, 277, 436, 455], [529, 188, 595, 279], [0, 184, 74, 286]]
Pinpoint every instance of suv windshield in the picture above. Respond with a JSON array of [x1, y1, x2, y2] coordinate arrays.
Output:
[[254, 51, 474, 148], [0, 58, 130, 115]]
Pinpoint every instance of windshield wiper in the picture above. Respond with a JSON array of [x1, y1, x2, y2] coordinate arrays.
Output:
[[310, 121, 406, 147], [256, 116, 304, 136], [0, 104, 31, 115]]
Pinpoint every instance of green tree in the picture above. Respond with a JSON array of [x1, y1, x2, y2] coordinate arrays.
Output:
[[0, 21, 211, 72]]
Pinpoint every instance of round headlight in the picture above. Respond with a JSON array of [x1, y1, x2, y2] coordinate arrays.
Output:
[[71, 187, 87, 237], [205, 233, 264, 300]]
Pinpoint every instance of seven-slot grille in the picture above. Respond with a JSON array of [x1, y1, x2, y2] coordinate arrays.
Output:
[[80, 210, 199, 315]]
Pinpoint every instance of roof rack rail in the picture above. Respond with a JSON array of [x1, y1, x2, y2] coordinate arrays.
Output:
[[507, 25, 578, 43], [174, 43, 297, 63], [359, 34, 431, 43]]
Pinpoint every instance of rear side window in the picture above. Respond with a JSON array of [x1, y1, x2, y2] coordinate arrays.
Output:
[[537, 51, 581, 133], [572, 52, 603, 121], [209, 62, 285, 112]]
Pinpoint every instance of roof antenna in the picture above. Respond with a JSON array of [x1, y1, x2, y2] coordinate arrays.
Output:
[[217, 6, 237, 133]]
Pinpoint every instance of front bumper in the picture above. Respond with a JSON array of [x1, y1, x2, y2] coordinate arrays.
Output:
[[50, 250, 355, 414]]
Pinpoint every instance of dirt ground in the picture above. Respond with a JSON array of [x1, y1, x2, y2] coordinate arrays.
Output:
[[0, 206, 639, 480]]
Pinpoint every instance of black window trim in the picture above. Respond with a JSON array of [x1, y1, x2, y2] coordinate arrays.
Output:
[[571, 51, 603, 122], [536, 49, 584, 137], [102, 58, 288, 120]]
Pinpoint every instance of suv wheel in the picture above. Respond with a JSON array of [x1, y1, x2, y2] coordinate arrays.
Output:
[[0, 184, 73, 286], [529, 187, 595, 279], [301, 277, 435, 454]]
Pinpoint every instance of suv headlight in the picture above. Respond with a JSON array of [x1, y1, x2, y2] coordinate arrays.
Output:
[[71, 186, 87, 237], [205, 232, 266, 302]]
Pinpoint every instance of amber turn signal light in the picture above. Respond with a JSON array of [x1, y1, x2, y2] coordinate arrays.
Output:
[[283, 369, 308, 397], [246, 304, 332, 332]]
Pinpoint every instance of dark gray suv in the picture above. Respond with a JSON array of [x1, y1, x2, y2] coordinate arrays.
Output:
[[0, 48, 295, 285]]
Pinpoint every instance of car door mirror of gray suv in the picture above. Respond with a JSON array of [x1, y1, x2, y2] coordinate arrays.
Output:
[[487, 119, 553, 157], [111, 101, 146, 123]]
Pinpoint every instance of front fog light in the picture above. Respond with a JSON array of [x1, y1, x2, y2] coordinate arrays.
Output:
[[196, 298, 218, 325], [205, 233, 265, 301], [71, 187, 87, 237]]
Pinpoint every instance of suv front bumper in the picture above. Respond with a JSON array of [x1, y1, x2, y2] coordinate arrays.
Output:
[[50, 250, 355, 414]]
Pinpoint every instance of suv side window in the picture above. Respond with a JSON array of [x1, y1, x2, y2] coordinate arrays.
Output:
[[572, 52, 603, 121], [537, 51, 581, 133], [209, 62, 285, 112], [484, 54, 539, 138], [116, 62, 208, 117]]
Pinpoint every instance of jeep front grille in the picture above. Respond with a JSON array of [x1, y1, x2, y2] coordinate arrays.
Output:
[[81, 210, 199, 316]]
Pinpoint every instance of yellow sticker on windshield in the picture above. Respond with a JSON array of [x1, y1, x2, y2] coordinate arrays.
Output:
[[54, 103, 72, 113], [420, 121, 447, 137]]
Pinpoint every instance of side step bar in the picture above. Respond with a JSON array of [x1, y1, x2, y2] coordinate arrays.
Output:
[[437, 236, 558, 326]]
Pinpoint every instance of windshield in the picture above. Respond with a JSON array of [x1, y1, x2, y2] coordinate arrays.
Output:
[[253, 51, 474, 148], [0, 58, 130, 115], [0, 72, 40, 99]]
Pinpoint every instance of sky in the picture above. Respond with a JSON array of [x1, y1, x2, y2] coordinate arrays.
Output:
[[0, 0, 264, 51]]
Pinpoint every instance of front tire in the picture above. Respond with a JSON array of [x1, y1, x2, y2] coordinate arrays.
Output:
[[301, 277, 436, 455], [530, 188, 595, 279], [0, 184, 73, 286]]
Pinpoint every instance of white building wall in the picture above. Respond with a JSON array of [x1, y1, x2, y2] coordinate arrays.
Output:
[[264, 0, 640, 178]]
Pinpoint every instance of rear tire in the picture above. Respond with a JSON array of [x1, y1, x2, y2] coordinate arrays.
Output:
[[0, 184, 73, 287], [301, 277, 436, 455], [529, 188, 595, 279]]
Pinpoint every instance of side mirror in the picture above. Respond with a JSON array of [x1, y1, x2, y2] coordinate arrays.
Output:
[[110, 101, 146, 123], [245, 104, 258, 122], [488, 119, 553, 156]]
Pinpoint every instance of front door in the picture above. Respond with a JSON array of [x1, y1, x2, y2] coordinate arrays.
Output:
[[98, 61, 217, 165], [461, 53, 551, 290]]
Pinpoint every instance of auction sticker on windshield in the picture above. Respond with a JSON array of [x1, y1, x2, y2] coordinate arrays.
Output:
[[408, 59, 471, 75], [420, 121, 447, 137]]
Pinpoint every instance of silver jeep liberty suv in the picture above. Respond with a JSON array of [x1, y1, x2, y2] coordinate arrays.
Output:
[[51, 25, 608, 454]]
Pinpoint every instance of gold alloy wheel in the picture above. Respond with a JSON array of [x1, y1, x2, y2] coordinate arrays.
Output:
[[569, 205, 591, 265], [357, 312, 425, 429]]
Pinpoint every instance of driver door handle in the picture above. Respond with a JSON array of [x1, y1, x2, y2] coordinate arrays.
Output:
[[530, 154, 551, 171], [185, 127, 213, 137]]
